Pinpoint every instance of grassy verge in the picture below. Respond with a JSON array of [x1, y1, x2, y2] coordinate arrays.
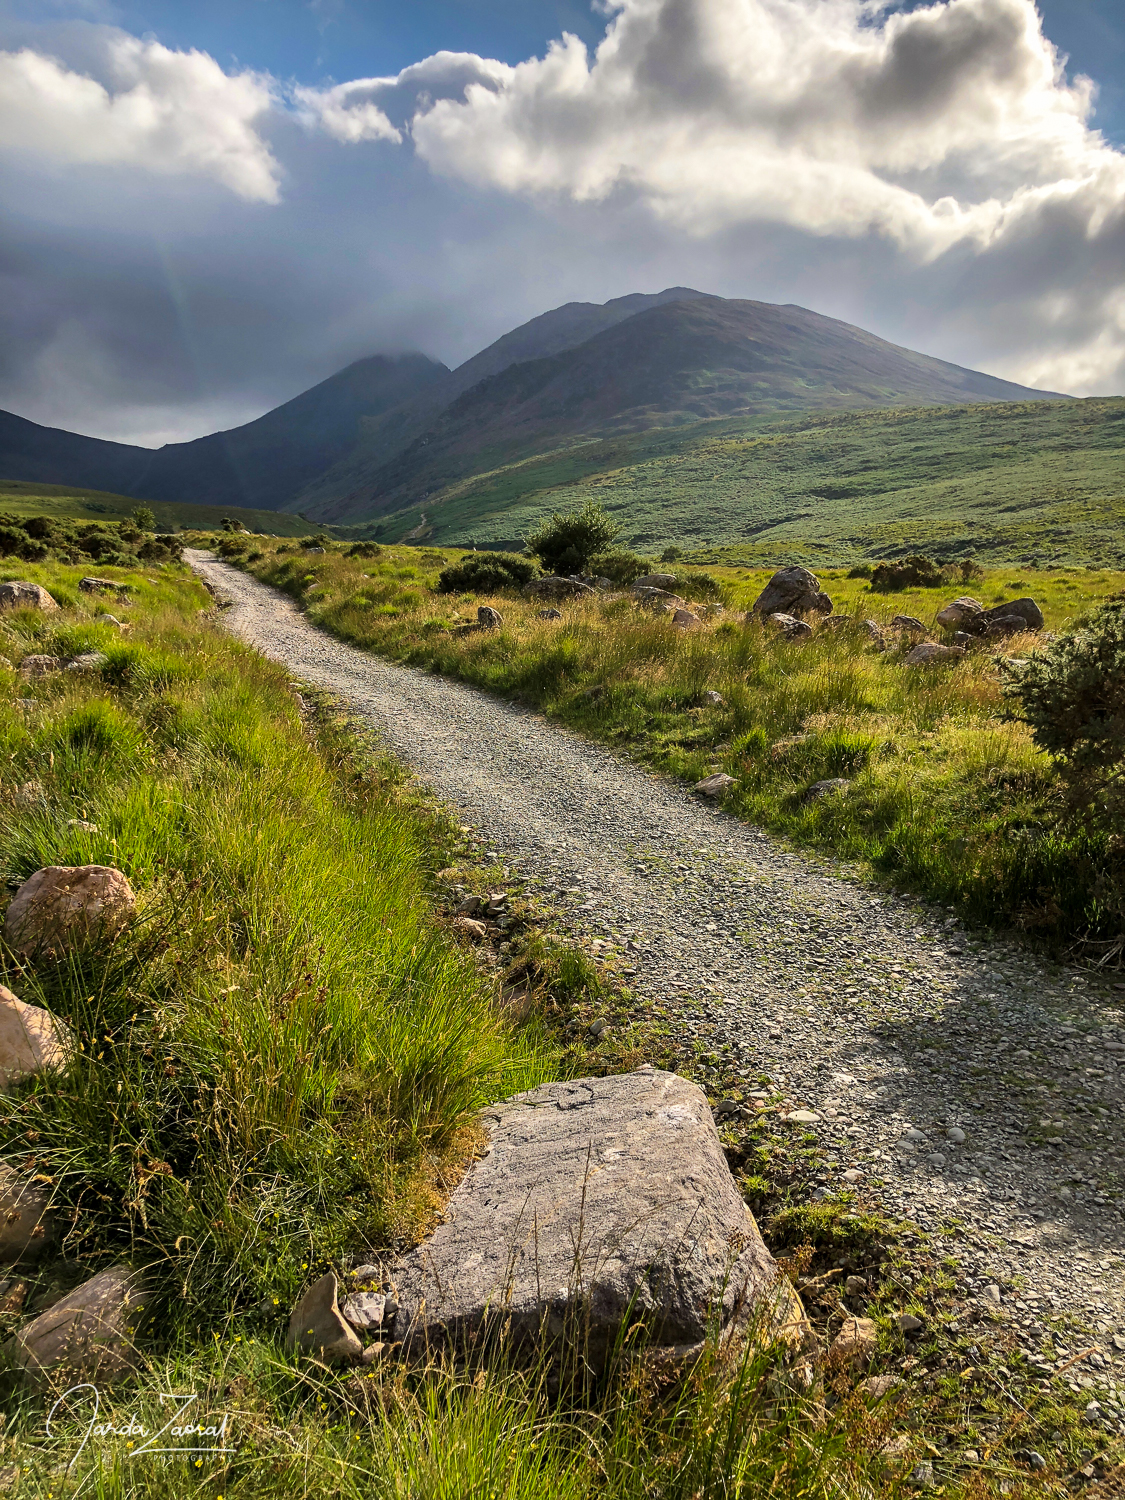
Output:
[[223, 537, 1125, 948]]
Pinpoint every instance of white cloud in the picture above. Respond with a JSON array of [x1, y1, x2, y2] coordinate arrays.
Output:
[[296, 50, 513, 143], [0, 32, 280, 201]]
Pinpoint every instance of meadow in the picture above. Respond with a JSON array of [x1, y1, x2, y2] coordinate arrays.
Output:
[[0, 478, 313, 536], [0, 554, 934, 1498], [364, 398, 1125, 571], [230, 535, 1125, 949]]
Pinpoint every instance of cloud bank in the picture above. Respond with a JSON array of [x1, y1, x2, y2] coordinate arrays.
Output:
[[0, 0, 1123, 443]]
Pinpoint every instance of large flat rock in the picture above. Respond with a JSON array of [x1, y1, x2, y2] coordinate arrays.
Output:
[[390, 1068, 805, 1365]]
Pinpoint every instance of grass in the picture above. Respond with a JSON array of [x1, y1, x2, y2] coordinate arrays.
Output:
[[0, 477, 316, 536], [362, 398, 1125, 569], [224, 536, 1125, 949]]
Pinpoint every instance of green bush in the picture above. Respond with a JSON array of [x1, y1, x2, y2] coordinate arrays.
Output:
[[526, 500, 621, 575], [869, 554, 943, 591], [347, 541, 383, 559], [846, 563, 873, 579], [588, 550, 648, 585], [436, 551, 539, 594], [1007, 594, 1125, 821], [133, 505, 156, 532]]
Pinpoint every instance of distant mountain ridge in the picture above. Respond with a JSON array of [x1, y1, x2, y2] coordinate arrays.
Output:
[[0, 288, 1067, 524]]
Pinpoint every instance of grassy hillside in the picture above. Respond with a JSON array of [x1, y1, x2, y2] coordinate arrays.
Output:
[[366, 398, 1125, 569], [302, 297, 1063, 524], [0, 477, 318, 534], [227, 535, 1125, 948]]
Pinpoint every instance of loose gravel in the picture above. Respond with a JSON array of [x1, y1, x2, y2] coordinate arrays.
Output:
[[189, 551, 1125, 1388]]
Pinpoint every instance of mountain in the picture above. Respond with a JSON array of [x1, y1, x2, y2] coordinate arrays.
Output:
[[291, 287, 708, 513], [0, 353, 448, 514], [292, 294, 1067, 523]]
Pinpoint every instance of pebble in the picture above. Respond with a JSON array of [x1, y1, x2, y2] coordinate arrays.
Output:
[[192, 552, 1125, 1343]]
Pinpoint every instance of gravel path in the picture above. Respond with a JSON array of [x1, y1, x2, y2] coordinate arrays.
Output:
[[189, 550, 1125, 1385]]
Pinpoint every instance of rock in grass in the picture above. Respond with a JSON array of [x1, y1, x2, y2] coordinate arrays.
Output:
[[633, 587, 686, 611], [980, 596, 1044, 631], [749, 566, 832, 619], [452, 916, 489, 940], [671, 608, 701, 629], [17, 655, 62, 677], [523, 577, 595, 602], [65, 652, 108, 673], [0, 984, 71, 1090], [0, 1163, 54, 1264], [477, 606, 503, 629], [935, 596, 983, 628], [538, 608, 562, 620], [767, 612, 813, 640], [702, 690, 724, 706], [830, 1316, 878, 1371], [633, 574, 679, 591], [0, 581, 58, 612], [288, 1273, 363, 1364], [904, 643, 966, 666], [807, 779, 849, 799], [2, 865, 136, 958], [340, 1291, 386, 1331], [389, 1068, 810, 1369], [891, 614, 926, 633], [8, 1265, 146, 1388], [78, 577, 129, 594], [695, 773, 736, 797]]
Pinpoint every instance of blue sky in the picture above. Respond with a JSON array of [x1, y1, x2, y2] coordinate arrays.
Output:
[[1, 0, 1124, 443]]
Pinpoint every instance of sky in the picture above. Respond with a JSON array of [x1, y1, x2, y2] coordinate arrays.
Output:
[[1, 0, 1124, 446]]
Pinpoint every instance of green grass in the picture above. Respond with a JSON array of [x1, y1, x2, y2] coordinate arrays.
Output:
[[230, 538, 1125, 947], [0, 477, 317, 536], [365, 399, 1125, 569]]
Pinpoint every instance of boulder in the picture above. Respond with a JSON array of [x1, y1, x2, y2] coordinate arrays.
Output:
[[78, 578, 128, 594], [749, 567, 832, 619], [633, 587, 686, 611], [695, 773, 736, 797], [767, 613, 813, 640], [890, 615, 926, 633], [388, 1068, 808, 1368], [0, 582, 58, 612], [18, 656, 62, 677], [632, 574, 679, 591], [983, 615, 1029, 639], [523, 577, 595, 603], [8, 1265, 146, 1388], [287, 1272, 363, 1364], [477, 606, 504, 630], [2, 865, 136, 958], [979, 597, 1043, 631], [671, 609, 701, 629], [65, 653, 108, 673], [935, 596, 983, 629], [904, 643, 966, 666], [0, 1163, 55, 1263], [538, 608, 562, 621], [0, 984, 71, 1089]]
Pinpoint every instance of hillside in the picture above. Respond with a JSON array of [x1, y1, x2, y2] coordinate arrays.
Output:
[[298, 295, 1065, 523], [365, 397, 1125, 569], [0, 477, 318, 534], [0, 352, 447, 513]]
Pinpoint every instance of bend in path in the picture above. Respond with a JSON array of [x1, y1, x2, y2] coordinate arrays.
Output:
[[187, 551, 1125, 1356]]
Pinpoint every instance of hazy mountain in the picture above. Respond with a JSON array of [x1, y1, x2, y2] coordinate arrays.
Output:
[[297, 294, 1066, 522], [0, 353, 448, 513]]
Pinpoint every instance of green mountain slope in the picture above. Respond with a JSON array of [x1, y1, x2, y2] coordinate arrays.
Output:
[[0, 478, 318, 534], [302, 295, 1064, 523], [369, 397, 1125, 569]]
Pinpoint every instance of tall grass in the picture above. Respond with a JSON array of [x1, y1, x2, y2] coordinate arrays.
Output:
[[236, 541, 1124, 945]]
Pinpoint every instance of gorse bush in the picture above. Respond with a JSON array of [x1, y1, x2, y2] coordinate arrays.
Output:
[[0, 512, 182, 567], [1007, 594, 1125, 823], [525, 499, 621, 574], [869, 554, 944, 591], [436, 550, 539, 594], [588, 549, 649, 585]]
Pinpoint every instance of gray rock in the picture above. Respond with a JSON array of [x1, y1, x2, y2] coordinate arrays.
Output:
[[785, 1109, 822, 1125], [477, 606, 504, 629], [65, 652, 108, 672], [910, 1460, 936, 1488], [0, 1162, 54, 1264], [702, 690, 724, 706], [904, 643, 966, 666], [0, 984, 72, 1090], [928, 1152, 946, 1168], [980, 597, 1043, 631], [952, 630, 976, 648], [2, 865, 136, 958], [844, 1275, 867, 1297], [946, 1127, 966, 1144], [694, 773, 736, 797], [935, 597, 983, 628], [8, 1265, 145, 1388], [287, 1272, 363, 1364], [633, 587, 687, 612], [749, 566, 832, 619], [389, 1070, 808, 1367], [671, 608, 701, 629], [633, 574, 679, 591], [807, 779, 849, 799], [830, 1316, 877, 1371], [340, 1291, 386, 1331], [538, 608, 563, 620], [18, 655, 62, 677], [523, 577, 595, 602], [983, 616, 1029, 639], [348, 1262, 384, 1284], [78, 577, 129, 594], [981, 1284, 1002, 1307], [0, 582, 58, 612], [891, 615, 927, 633], [767, 612, 813, 640], [897, 1312, 924, 1333]]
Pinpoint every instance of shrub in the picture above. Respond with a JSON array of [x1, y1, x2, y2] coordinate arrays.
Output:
[[525, 500, 621, 574], [220, 517, 246, 532], [348, 541, 383, 559], [846, 563, 873, 579], [133, 505, 156, 532], [869, 554, 943, 591], [660, 545, 684, 562], [1006, 595, 1125, 822], [588, 549, 648, 585], [436, 552, 539, 594]]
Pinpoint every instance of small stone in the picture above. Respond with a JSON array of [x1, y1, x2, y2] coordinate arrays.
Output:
[[785, 1109, 822, 1125], [891, 615, 927, 632], [65, 652, 108, 673], [66, 819, 99, 832], [18, 655, 62, 677], [0, 1163, 54, 1263], [863, 1374, 901, 1398], [897, 1313, 924, 1334], [671, 608, 701, 629], [844, 1274, 867, 1297], [78, 577, 129, 594], [830, 1316, 878, 1370], [359, 1341, 386, 1365], [452, 917, 488, 940], [340, 1292, 386, 1330], [905, 642, 966, 666], [946, 1127, 966, 1144], [935, 597, 983, 628], [843, 1168, 863, 1183], [694, 773, 736, 797], [980, 1284, 1002, 1307], [807, 778, 849, 799], [902, 1127, 927, 1142], [910, 1460, 935, 1488], [287, 1272, 362, 1364], [702, 690, 724, 705], [1020, 1451, 1047, 1472], [349, 1263, 384, 1285], [0, 985, 72, 1090], [477, 606, 503, 629], [928, 1152, 946, 1168], [767, 612, 813, 639], [537, 608, 562, 620]]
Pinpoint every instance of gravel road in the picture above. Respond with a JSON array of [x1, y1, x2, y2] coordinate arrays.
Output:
[[189, 550, 1125, 1396]]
